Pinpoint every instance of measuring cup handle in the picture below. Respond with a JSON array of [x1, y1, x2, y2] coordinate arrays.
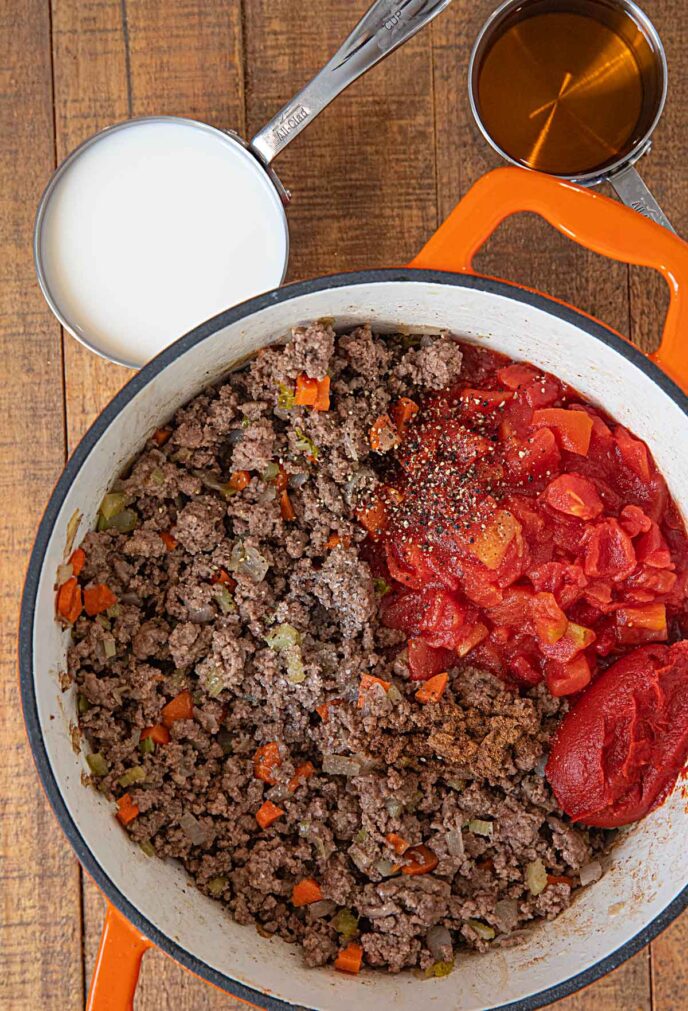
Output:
[[409, 167, 688, 394], [250, 0, 452, 165], [609, 165, 676, 233]]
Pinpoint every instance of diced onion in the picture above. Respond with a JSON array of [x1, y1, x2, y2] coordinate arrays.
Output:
[[468, 819, 493, 838], [468, 919, 495, 941], [495, 899, 519, 931], [266, 623, 302, 650], [386, 683, 402, 704], [579, 860, 602, 886], [56, 563, 73, 587], [179, 811, 207, 846], [525, 859, 548, 896], [426, 925, 453, 961], [206, 876, 227, 897], [533, 755, 547, 778], [347, 843, 370, 874], [374, 858, 399, 878], [203, 665, 225, 698], [212, 584, 235, 614], [307, 900, 337, 920], [322, 754, 362, 777], [229, 542, 269, 583], [445, 828, 464, 859], [385, 796, 403, 818]]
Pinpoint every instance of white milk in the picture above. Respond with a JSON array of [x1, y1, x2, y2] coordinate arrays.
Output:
[[38, 119, 289, 367]]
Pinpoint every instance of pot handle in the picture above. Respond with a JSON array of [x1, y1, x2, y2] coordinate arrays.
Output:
[[86, 903, 153, 1011], [409, 167, 688, 394]]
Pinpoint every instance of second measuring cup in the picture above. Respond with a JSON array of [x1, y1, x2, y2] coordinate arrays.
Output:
[[469, 0, 674, 232]]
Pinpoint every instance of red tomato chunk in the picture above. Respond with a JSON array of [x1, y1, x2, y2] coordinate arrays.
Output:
[[369, 346, 688, 701]]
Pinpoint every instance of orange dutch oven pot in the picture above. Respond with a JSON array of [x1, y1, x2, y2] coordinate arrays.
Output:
[[20, 168, 688, 1010]]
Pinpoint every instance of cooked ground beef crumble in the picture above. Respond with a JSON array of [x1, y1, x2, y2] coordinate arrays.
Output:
[[67, 323, 609, 975]]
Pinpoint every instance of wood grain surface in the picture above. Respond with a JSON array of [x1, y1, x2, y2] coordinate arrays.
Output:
[[0, 0, 686, 1008]]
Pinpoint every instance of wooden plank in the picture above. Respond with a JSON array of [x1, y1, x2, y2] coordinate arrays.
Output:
[[431, 3, 653, 1009], [242, 0, 438, 279], [51, 1, 247, 1005], [0, 0, 84, 1008]]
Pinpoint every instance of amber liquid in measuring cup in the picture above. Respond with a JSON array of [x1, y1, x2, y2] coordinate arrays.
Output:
[[475, 1, 663, 177]]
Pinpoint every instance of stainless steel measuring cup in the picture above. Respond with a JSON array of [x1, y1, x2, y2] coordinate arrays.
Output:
[[468, 0, 674, 232], [34, 0, 452, 368]]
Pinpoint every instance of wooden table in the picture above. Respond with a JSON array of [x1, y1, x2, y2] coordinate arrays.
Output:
[[1, 0, 687, 1007]]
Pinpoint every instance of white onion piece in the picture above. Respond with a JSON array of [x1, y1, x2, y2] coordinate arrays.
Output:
[[307, 900, 337, 920], [426, 925, 453, 961], [179, 812, 206, 846], [446, 828, 464, 859], [495, 899, 519, 931], [579, 860, 602, 886], [322, 754, 362, 777]]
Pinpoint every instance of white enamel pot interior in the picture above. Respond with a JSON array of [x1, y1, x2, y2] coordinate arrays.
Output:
[[20, 170, 688, 1010]]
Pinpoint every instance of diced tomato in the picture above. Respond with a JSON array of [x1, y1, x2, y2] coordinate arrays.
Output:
[[584, 581, 613, 610], [583, 519, 636, 581], [504, 428, 561, 481], [529, 562, 588, 609], [486, 587, 535, 631], [453, 621, 489, 657], [616, 602, 668, 644], [546, 654, 593, 697], [522, 373, 562, 409], [614, 426, 651, 481], [407, 637, 455, 681], [543, 474, 603, 521], [532, 592, 568, 645], [620, 504, 653, 538], [532, 408, 593, 456], [467, 509, 522, 571], [420, 589, 466, 650], [540, 621, 596, 662], [457, 388, 514, 417], [508, 654, 544, 686], [635, 523, 673, 569], [626, 567, 678, 597], [496, 363, 538, 389]]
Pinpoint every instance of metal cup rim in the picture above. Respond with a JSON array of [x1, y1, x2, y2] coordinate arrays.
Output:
[[33, 115, 290, 370], [467, 0, 669, 187]]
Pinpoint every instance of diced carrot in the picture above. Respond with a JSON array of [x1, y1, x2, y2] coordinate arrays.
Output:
[[357, 674, 392, 707], [289, 761, 315, 792], [254, 742, 282, 784], [291, 877, 324, 907], [315, 703, 330, 722], [116, 793, 140, 826], [314, 376, 331, 412], [390, 397, 419, 436], [402, 844, 439, 876], [532, 408, 593, 456], [385, 832, 409, 855], [325, 533, 351, 550], [369, 414, 400, 452], [275, 465, 289, 492], [69, 547, 86, 577], [415, 672, 448, 704], [294, 374, 319, 406], [152, 427, 172, 446], [83, 583, 117, 617], [161, 689, 194, 727], [547, 874, 574, 888], [280, 490, 296, 521], [228, 469, 251, 492], [141, 724, 171, 746], [256, 800, 285, 829], [211, 568, 236, 589], [334, 941, 363, 975], [160, 530, 177, 551], [57, 576, 83, 624], [356, 497, 387, 537]]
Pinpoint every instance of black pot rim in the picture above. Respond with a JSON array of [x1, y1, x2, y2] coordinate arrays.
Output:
[[19, 267, 688, 1011]]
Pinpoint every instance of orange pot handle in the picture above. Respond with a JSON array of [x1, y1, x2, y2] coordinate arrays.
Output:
[[86, 903, 153, 1011], [410, 167, 688, 394]]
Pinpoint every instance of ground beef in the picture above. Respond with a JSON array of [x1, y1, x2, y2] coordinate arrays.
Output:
[[66, 323, 610, 977]]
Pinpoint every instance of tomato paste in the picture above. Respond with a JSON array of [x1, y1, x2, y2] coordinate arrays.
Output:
[[363, 341, 688, 826], [546, 642, 688, 827]]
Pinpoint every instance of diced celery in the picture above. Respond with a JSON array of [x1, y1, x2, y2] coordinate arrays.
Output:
[[86, 753, 109, 777], [118, 766, 146, 788], [467, 919, 495, 941], [99, 492, 127, 520]]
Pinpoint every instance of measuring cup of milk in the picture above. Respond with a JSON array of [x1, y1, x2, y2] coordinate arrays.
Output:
[[35, 0, 451, 368]]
